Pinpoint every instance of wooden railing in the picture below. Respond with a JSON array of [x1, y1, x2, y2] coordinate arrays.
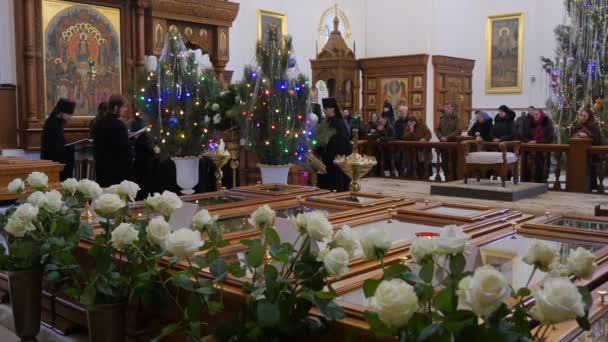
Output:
[[358, 137, 608, 194]]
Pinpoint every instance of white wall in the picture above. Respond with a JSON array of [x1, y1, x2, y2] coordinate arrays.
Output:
[[0, 0, 16, 85]]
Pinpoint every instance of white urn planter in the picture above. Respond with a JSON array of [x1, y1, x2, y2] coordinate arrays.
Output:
[[172, 156, 200, 195], [258, 164, 291, 184]]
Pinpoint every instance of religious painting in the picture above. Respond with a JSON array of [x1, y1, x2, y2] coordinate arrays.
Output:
[[367, 78, 376, 90], [486, 13, 524, 93], [368, 95, 376, 107], [220, 31, 228, 58], [154, 23, 164, 50], [42, 0, 121, 117], [381, 78, 408, 109], [412, 110, 422, 118], [412, 93, 422, 106], [343, 80, 353, 108], [257, 10, 287, 46], [413, 76, 422, 89]]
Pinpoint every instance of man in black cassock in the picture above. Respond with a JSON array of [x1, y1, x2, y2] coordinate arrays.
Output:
[[40, 98, 76, 180], [93, 95, 132, 187], [317, 98, 352, 192]]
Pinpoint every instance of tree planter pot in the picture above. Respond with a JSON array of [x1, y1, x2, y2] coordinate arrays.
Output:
[[172, 156, 201, 195], [86, 303, 126, 342], [7, 267, 42, 341], [258, 164, 291, 184]]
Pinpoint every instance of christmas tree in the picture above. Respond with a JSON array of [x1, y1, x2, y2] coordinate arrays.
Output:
[[133, 33, 238, 160], [542, 0, 608, 141], [237, 27, 313, 165]]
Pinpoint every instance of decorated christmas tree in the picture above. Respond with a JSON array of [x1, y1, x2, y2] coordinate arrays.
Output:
[[237, 27, 314, 166], [133, 33, 238, 160], [542, 0, 608, 141]]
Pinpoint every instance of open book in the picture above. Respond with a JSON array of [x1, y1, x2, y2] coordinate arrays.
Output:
[[64, 139, 93, 147], [128, 126, 147, 139]]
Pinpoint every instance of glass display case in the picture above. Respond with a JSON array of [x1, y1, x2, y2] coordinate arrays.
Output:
[[305, 191, 414, 209], [398, 201, 513, 223], [521, 214, 608, 239], [230, 183, 328, 197]]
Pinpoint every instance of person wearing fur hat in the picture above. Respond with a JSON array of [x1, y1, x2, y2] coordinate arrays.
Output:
[[571, 106, 605, 190], [317, 98, 352, 192], [41, 98, 76, 180], [491, 105, 516, 142], [468, 110, 493, 141]]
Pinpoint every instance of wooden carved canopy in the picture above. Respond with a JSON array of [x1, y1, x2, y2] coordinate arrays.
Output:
[[432, 55, 475, 130], [13, 0, 239, 150]]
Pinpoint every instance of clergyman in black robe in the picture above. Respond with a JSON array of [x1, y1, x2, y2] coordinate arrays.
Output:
[[40, 98, 76, 180], [317, 97, 352, 192]]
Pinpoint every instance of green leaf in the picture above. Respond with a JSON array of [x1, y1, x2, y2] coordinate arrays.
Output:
[[515, 287, 531, 298], [443, 311, 476, 333], [152, 323, 178, 342], [264, 228, 280, 246], [434, 284, 456, 314], [418, 324, 450, 342], [246, 245, 265, 268], [311, 293, 345, 321], [228, 261, 246, 277], [256, 301, 280, 328], [195, 287, 216, 296], [363, 279, 381, 298], [186, 295, 203, 322], [176, 274, 194, 290], [512, 305, 531, 337], [383, 263, 410, 280], [577, 316, 591, 331], [363, 311, 398, 337], [449, 253, 466, 275], [294, 297, 313, 320], [210, 258, 228, 281], [419, 260, 434, 284], [264, 264, 278, 282], [578, 286, 593, 314], [415, 283, 435, 303]]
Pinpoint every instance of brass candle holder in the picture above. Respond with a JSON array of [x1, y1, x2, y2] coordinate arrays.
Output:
[[333, 129, 377, 193], [204, 151, 231, 191], [81, 201, 95, 224], [227, 142, 241, 188]]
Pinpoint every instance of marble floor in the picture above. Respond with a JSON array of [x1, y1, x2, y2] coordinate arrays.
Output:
[[360, 177, 607, 216]]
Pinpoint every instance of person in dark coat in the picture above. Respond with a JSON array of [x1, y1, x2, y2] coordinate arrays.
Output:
[[571, 106, 605, 191], [40, 98, 76, 180], [130, 115, 157, 199], [514, 106, 534, 141], [491, 105, 516, 141], [381, 101, 395, 124], [89, 102, 107, 139], [317, 97, 352, 192], [468, 110, 493, 141], [367, 113, 379, 134], [525, 109, 555, 183], [93, 95, 132, 188]]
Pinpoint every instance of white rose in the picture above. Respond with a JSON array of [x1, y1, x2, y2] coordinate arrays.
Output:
[[118, 180, 140, 201], [4, 218, 36, 238], [110, 223, 139, 251], [548, 261, 569, 278], [305, 211, 334, 242], [26, 172, 48, 190], [249, 205, 275, 229], [145, 193, 161, 210], [213, 113, 222, 124], [192, 209, 217, 230], [146, 216, 171, 247], [410, 237, 435, 263], [94, 194, 126, 218], [78, 179, 103, 200], [13, 203, 39, 222], [530, 277, 585, 324], [323, 247, 350, 277], [44, 190, 64, 213], [566, 247, 596, 279], [165, 228, 204, 258], [211, 103, 220, 111], [332, 225, 359, 257], [433, 225, 469, 255], [371, 279, 418, 328], [7, 178, 25, 194], [157, 191, 183, 217], [291, 213, 307, 233], [522, 240, 558, 272], [458, 265, 511, 317], [61, 178, 79, 195], [103, 185, 120, 195], [27, 191, 46, 207], [360, 229, 392, 261]]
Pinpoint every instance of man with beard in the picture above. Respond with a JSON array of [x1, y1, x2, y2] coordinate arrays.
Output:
[[40, 98, 76, 180]]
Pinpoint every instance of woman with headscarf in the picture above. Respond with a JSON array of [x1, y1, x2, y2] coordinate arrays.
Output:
[[571, 106, 604, 190], [468, 110, 493, 141], [491, 105, 516, 141], [41, 98, 76, 180], [317, 98, 352, 192], [525, 109, 555, 183]]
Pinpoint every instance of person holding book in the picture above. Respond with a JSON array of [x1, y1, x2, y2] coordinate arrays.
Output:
[[40, 98, 76, 180]]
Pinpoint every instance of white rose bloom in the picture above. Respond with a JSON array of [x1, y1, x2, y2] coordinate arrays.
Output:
[[192, 209, 217, 230], [249, 205, 276, 229], [146, 216, 171, 247], [458, 265, 511, 317], [323, 247, 350, 277], [13, 203, 39, 222], [548, 261, 569, 278], [157, 191, 183, 217], [211, 103, 220, 111], [4, 218, 36, 237], [332, 225, 359, 257], [61, 178, 79, 195], [291, 213, 307, 233], [522, 240, 558, 272], [110, 223, 139, 251], [165, 228, 204, 258], [371, 279, 418, 328], [103, 185, 120, 194], [7, 178, 25, 194], [26, 172, 48, 190], [77, 179, 103, 200], [566, 247, 596, 279], [27, 191, 47, 207], [433, 225, 469, 255], [305, 211, 334, 242], [44, 190, 64, 213], [145, 193, 161, 210], [94, 194, 126, 218], [118, 180, 140, 201], [530, 277, 585, 324], [410, 237, 435, 264], [360, 229, 392, 261]]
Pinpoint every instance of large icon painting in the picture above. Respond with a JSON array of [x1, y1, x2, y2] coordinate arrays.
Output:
[[42, 0, 121, 117]]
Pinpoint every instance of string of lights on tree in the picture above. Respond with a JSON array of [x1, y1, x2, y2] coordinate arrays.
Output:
[[236, 26, 314, 165], [542, 0, 608, 140], [133, 32, 238, 159]]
